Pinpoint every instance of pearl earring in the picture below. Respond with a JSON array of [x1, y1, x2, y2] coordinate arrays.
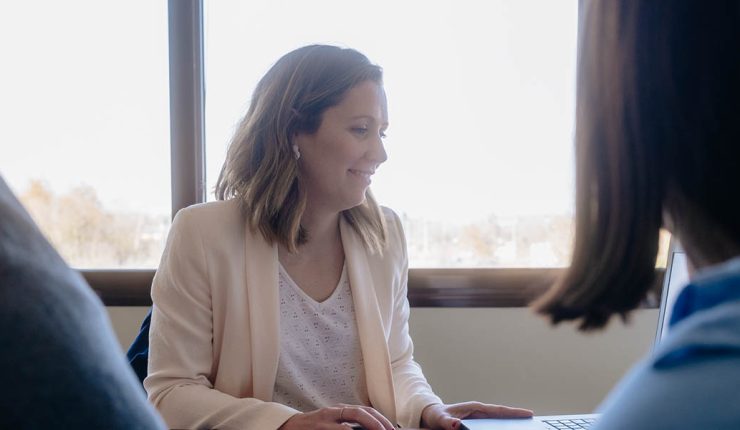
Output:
[[292, 144, 301, 160]]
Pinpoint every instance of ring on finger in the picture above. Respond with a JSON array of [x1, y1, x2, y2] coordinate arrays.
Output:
[[339, 406, 346, 422]]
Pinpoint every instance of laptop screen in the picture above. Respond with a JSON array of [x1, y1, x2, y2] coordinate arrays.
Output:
[[655, 245, 690, 344]]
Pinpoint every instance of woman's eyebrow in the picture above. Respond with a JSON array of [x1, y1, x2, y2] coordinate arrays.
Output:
[[348, 115, 389, 126]]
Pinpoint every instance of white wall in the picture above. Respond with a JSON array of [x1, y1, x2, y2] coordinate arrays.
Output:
[[107, 306, 657, 415], [409, 308, 657, 415], [108, 306, 151, 353]]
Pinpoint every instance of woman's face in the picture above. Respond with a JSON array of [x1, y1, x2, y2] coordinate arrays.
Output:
[[294, 80, 388, 214]]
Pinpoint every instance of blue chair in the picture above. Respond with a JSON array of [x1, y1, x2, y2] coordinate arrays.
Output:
[[127, 308, 152, 385]]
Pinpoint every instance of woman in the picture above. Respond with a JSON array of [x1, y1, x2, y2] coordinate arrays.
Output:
[[145, 45, 532, 430], [535, 1, 740, 429]]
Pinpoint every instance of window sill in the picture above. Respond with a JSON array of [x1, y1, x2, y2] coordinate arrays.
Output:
[[84, 268, 665, 308]]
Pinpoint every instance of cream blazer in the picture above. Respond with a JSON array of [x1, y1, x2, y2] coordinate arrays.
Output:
[[145, 200, 442, 430]]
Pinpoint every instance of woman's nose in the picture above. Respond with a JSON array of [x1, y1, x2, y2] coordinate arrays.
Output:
[[368, 134, 388, 165]]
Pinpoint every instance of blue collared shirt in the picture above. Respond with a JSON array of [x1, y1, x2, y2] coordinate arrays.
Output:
[[594, 257, 740, 430]]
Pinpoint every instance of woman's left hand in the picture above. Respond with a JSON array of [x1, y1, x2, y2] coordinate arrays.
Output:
[[420, 401, 534, 430]]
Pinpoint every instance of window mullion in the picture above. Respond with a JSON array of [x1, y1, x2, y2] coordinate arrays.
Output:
[[168, 0, 206, 219]]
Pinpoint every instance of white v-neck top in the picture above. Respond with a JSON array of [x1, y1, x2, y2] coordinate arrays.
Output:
[[272, 264, 369, 412]]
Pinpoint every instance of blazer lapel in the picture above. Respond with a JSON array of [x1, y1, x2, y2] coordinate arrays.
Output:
[[340, 218, 397, 421], [243, 226, 280, 401]]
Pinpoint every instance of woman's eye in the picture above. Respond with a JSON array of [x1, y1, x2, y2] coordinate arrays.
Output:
[[352, 127, 369, 135]]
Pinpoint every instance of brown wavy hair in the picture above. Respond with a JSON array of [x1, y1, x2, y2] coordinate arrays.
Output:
[[215, 45, 387, 253], [534, 1, 740, 329]]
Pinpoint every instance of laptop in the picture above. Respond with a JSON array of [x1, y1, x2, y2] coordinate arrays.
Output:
[[654, 242, 690, 345], [461, 241, 690, 430]]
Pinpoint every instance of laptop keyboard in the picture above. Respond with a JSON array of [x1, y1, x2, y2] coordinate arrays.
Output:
[[542, 417, 597, 429]]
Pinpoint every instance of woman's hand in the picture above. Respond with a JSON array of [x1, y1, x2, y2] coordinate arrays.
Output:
[[279, 404, 396, 430], [420, 402, 534, 430]]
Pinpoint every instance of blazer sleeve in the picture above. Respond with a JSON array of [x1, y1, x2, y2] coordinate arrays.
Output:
[[384, 210, 444, 428], [144, 207, 298, 430]]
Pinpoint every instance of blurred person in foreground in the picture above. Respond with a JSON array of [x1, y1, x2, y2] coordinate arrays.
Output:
[[535, 1, 740, 429], [0, 176, 165, 429]]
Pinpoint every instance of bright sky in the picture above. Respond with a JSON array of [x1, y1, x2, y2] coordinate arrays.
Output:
[[1, 0, 577, 222], [0, 1, 171, 216]]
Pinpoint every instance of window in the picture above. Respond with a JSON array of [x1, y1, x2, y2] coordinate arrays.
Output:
[[0, 1, 171, 269], [203, 0, 578, 268], [2, 1, 668, 306]]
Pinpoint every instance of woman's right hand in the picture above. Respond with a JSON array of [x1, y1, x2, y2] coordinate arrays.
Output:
[[279, 404, 396, 430]]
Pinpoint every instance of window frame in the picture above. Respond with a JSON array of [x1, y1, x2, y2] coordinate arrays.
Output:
[[85, 0, 663, 309], [88, 267, 665, 308]]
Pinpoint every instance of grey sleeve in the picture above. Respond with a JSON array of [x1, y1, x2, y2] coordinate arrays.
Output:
[[0, 176, 165, 429]]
